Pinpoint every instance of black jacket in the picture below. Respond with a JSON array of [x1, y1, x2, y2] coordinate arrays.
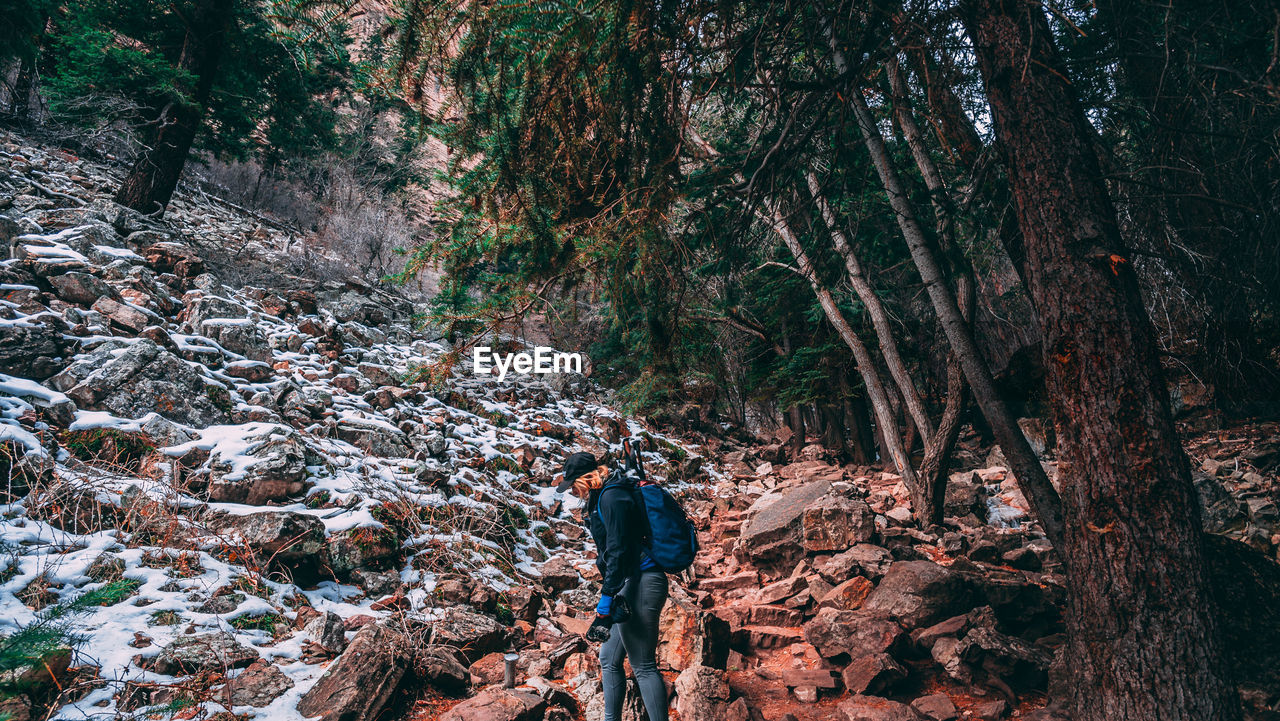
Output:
[[587, 469, 643, 597]]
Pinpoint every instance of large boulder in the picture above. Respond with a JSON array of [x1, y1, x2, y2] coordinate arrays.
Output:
[[736, 480, 832, 576], [431, 608, 508, 662], [200, 318, 272, 363], [296, 622, 408, 721], [862, 561, 973, 629], [439, 687, 546, 721], [48, 271, 116, 306], [0, 318, 71, 380], [206, 510, 325, 562], [803, 492, 875, 552], [152, 632, 258, 675], [181, 295, 248, 329], [804, 607, 905, 661], [207, 427, 313, 505], [49, 339, 230, 427]]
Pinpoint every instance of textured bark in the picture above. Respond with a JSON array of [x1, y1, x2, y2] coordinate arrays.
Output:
[[882, 55, 979, 526], [964, 1, 1241, 719], [114, 0, 234, 214], [843, 82, 1065, 548]]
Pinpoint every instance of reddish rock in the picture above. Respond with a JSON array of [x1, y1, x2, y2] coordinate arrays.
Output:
[[838, 694, 924, 721], [781, 668, 840, 690], [538, 555, 581, 594], [91, 296, 149, 332], [222, 659, 294, 707], [657, 585, 731, 670], [699, 570, 760, 592], [439, 687, 546, 721], [747, 604, 804, 627], [296, 623, 407, 721], [756, 575, 808, 604], [674, 665, 733, 721], [820, 576, 874, 611], [910, 693, 958, 721], [734, 625, 804, 650], [861, 561, 972, 629], [841, 652, 907, 695], [804, 607, 904, 660], [803, 494, 875, 552], [737, 480, 833, 576]]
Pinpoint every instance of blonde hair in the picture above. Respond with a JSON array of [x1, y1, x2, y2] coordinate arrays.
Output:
[[571, 465, 609, 498]]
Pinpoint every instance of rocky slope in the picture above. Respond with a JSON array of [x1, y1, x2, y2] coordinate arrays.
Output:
[[3, 130, 1280, 721]]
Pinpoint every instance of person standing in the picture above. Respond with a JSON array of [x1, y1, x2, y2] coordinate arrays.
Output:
[[556, 451, 670, 721]]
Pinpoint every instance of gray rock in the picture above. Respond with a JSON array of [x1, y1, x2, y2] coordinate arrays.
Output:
[[152, 632, 258, 675], [208, 428, 311, 505], [0, 317, 70, 379], [48, 271, 116, 306], [351, 568, 402, 598], [304, 611, 347, 654], [182, 295, 249, 330], [1194, 473, 1248, 534], [737, 480, 833, 576], [222, 659, 294, 707], [323, 526, 400, 577], [335, 420, 409, 457], [206, 510, 325, 562], [414, 645, 470, 696], [200, 319, 272, 362], [431, 608, 508, 663], [49, 339, 231, 427]]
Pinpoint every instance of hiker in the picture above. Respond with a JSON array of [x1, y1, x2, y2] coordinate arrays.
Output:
[[557, 450, 670, 721]]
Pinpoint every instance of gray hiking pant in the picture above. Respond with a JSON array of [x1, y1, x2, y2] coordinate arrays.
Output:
[[600, 569, 669, 721]]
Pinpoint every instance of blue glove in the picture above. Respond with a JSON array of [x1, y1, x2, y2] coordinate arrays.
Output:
[[596, 595, 613, 616]]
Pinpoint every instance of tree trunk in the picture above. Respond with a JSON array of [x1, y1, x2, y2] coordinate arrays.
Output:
[[842, 80, 1065, 548], [114, 0, 234, 214], [882, 54, 980, 526], [10, 57, 36, 120], [768, 200, 930, 517], [964, 1, 1240, 719], [807, 172, 935, 445], [843, 379, 874, 465]]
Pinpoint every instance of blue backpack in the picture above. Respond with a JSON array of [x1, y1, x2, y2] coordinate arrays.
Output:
[[623, 438, 699, 573]]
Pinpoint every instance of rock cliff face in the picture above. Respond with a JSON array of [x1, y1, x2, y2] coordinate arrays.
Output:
[[4, 132, 1279, 721]]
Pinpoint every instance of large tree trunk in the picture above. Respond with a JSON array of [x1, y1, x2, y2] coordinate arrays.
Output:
[[964, 1, 1240, 719], [114, 0, 234, 214]]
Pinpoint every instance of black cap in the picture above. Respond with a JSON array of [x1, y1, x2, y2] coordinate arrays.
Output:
[[557, 452, 597, 492]]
